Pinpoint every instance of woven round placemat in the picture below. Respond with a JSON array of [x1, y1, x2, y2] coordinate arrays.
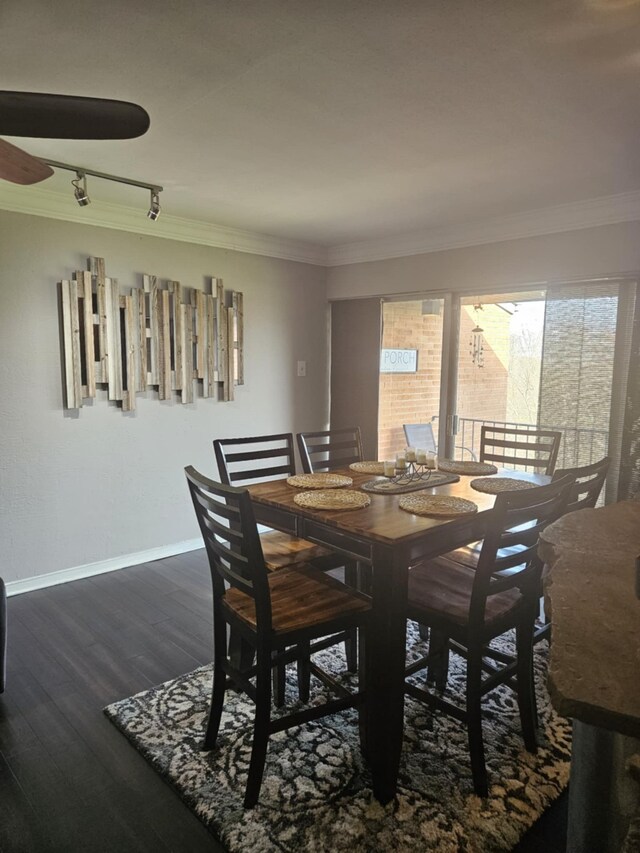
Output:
[[286, 473, 352, 489], [399, 494, 477, 517], [437, 459, 498, 476], [293, 489, 371, 511], [470, 476, 537, 494], [349, 461, 385, 475]]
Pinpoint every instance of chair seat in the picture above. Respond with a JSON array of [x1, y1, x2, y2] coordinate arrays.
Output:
[[224, 565, 371, 636], [408, 558, 523, 628], [260, 530, 333, 571]]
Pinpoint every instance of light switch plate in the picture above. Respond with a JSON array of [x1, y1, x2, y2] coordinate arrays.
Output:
[[297, 360, 307, 377]]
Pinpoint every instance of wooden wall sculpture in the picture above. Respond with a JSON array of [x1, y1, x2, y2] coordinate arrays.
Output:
[[60, 257, 244, 411]]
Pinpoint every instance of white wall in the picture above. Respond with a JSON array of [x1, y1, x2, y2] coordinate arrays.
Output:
[[327, 221, 640, 299], [0, 211, 328, 587]]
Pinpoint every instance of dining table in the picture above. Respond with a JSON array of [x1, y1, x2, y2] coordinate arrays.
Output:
[[247, 465, 549, 804]]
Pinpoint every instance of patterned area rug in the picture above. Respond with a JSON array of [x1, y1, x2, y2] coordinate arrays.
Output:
[[104, 626, 571, 852]]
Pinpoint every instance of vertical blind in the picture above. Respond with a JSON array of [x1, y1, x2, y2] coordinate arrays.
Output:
[[538, 280, 636, 500]]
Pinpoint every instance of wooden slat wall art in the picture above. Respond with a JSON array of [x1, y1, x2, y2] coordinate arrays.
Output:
[[60, 257, 244, 411]]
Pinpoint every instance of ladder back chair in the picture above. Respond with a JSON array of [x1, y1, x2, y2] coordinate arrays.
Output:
[[214, 434, 335, 571], [185, 466, 371, 808], [552, 455, 610, 512], [214, 433, 359, 694], [480, 425, 562, 475], [404, 476, 573, 796], [297, 426, 363, 473], [531, 455, 612, 646]]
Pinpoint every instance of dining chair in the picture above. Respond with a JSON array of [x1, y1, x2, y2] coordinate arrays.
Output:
[[297, 426, 363, 473], [185, 466, 371, 808], [551, 455, 610, 512], [404, 476, 573, 796], [529, 455, 612, 646], [214, 433, 359, 697], [480, 425, 562, 475]]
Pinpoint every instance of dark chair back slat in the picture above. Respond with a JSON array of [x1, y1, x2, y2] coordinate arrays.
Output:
[[480, 426, 562, 475], [469, 476, 574, 631], [185, 466, 272, 629], [297, 427, 363, 473], [552, 456, 610, 512], [214, 434, 296, 486]]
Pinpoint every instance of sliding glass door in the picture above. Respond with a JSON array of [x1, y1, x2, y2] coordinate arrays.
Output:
[[448, 289, 547, 462], [375, 280, 636, 501]]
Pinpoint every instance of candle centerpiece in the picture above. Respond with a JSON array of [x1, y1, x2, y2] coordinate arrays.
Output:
[[384, 448, 437, 485]]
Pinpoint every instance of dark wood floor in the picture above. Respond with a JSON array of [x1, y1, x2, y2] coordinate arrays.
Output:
[[0, 551, 567, 852]]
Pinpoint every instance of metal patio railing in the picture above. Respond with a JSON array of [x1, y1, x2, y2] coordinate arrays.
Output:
[[455, 417, 609, 471]]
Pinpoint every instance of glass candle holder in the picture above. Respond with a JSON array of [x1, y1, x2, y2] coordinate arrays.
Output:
[[383, 460, 396, 477], [416, 448, 427, 464], [425, 452, 437, 470], [405, 446, 416, 462], [395, 453, 407, 471]]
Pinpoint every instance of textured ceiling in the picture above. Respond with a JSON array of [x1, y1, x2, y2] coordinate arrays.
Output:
[[2, 0, 640, 247]]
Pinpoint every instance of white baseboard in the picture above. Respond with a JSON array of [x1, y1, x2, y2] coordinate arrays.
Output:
[[5, 538, 205, 597]]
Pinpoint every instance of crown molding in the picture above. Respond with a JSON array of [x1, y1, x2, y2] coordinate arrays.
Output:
[[3, 183, 640, 269], [326, 190, 640, 266], [0, 183, 328, 266]]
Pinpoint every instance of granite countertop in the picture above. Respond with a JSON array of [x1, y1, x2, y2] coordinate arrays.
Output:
[[539, 500, 640, 738]]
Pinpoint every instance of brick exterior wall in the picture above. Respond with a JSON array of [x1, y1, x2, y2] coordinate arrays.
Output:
[[378, 302, 511, 460]]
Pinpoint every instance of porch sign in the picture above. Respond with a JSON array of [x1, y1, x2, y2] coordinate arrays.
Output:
[[380, 348, 418, 373]]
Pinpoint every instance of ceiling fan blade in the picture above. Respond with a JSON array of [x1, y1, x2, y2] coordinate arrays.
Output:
[[0, 91, 150, 140], [0, 138, 54, 185]]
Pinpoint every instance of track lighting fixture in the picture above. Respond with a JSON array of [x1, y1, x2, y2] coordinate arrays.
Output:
[[44, 159, 163, 221], [72, 171, 90, 206], [147, 188, 161, 220]]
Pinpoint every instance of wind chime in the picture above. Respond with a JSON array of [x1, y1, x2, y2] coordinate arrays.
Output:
[[469, 302, 485, 367]]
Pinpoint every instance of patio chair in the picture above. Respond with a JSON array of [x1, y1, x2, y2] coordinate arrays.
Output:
[[185, 466, 371, 808], [404, 476, 573, 796], [480, 425, 562, 475], [403, 422, 477, 460]]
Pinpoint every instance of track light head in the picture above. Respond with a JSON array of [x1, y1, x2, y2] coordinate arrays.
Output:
[[147, 188, 161, 221], [71, 171, 90, 206]]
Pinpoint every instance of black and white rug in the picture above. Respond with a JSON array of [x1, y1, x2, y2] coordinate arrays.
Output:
[[104, 626, 571, 852]]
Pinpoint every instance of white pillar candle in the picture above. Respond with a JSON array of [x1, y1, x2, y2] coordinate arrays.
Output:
[[405, 447, 416, 462], [383, 460, 396, 477], [416, 448, 427, 464], [425, 452, 437, 470], [395, 453, 407, 470]]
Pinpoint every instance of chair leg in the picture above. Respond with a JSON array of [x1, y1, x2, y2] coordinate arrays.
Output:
[[296, 640, 311, 703], [203, 631, 227, 751], [357, 626, 369, 762], [229, 628, 254, 673], [244, 648, 272, 809], [271, 652, 286, 708], [466, 648, 488, 797], [516, 619, 538, 753], [344, 562, 359, 672], [427, 630, 450, 692], [418, 623, 430, 641]]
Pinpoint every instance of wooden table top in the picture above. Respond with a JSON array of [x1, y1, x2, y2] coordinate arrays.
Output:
[[248, 467, 548, 547]]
